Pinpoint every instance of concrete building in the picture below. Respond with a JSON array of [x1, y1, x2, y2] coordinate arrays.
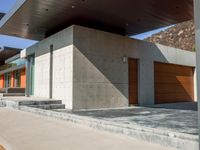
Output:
[[0, 0, 198, 110], [0, 0, 200, 148], [0, 0, 199, 130], [0, 47, 26, 95], [23, 25, 196, 110]]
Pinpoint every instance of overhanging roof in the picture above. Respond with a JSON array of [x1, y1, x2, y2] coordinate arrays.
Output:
[[0, 47, 21, 64], [0, 13, 5, 20], [0, 0, 194, 41]]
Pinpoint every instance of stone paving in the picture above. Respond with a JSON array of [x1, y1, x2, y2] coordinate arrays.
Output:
[[1, 98, 198, 150], [72, 102, 198, 135]]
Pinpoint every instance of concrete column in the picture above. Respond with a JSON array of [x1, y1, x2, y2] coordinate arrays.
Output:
[[26, 57, 30, 97], [194, 0, 200, 148], [138, 60, 155, 105], [49, 45, 53, 99]]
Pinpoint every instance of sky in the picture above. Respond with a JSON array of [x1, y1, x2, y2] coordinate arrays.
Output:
[[0, 0, 171, 49], [0, 0, 16, 13], [0, 0, 38, 49], [131, 26, 173, 40]]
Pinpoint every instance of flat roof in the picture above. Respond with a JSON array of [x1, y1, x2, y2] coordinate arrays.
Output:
[[0, 13, 5, 20], [0, 0, 194, 40], [0, 47, 21, 65]]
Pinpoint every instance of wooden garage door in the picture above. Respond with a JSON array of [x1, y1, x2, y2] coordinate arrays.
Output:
[[128, 58, 138, 105], [154, 62, 194, 104]]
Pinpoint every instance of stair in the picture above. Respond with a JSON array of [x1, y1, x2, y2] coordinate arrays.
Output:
[[19, 100, 62, 106], [0, 88, 6, 93], [0, 88, 25, 97], [3, 93, 25, 97], [29, 104, 65, 110], [19, 100, 65, 110]]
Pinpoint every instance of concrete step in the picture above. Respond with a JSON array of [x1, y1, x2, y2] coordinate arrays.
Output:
[[0, 88, 6, 93], [7, 88, 25, 94], [19, 100, 62, 106], [3, 93, 25, 97], [29, 104, 65, 110], [52, 109, 72, 113]]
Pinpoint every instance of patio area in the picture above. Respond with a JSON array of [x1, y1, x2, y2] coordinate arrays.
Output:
[[71, 102, 198, 136]]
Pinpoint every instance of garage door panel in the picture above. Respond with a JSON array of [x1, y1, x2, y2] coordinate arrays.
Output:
[[175, 66, 194, 75], [157, 94, 193, 104], [154, 62, 194, 104], [155, 74, 193, 82], [155, 63, 175, 72], [176, 93, 194, 100], [155, 74, 180, 83], [176, 76, 194, 83], [156, 83, 194, 91]]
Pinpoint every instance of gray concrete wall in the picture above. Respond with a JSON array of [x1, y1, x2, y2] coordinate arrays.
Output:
[[73, 25, 196, 110], [26, 25, 196, 110], [26, 26, 74, 109], [194, 0, 200, 148]]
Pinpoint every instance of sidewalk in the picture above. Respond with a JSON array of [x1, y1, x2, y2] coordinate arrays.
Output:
[[0, 108, 175, 150]]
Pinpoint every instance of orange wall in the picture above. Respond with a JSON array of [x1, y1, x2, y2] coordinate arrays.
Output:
[[20, 68, 26, 88], [11, 71, 14, 88], [0, 75, 4, 88], [0, 68, 26, 89]]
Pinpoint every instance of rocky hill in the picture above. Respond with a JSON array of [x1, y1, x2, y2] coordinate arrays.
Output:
[[145, 20, 195, 51]]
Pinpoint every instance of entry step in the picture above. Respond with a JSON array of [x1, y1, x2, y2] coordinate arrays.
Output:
[[3, 93, 25, 97], [19, 100, 62, 106], [29, 104, 65, 110]]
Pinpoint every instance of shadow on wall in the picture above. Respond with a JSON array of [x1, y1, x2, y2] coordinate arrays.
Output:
[[73, 27, 195, 109]]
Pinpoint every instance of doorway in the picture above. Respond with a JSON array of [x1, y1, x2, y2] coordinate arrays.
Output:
[[4, 73, 12, 88], [128, 58, 138, 105], [28, 55, 35, 96]]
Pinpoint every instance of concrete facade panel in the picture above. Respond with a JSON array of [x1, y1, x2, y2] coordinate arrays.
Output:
[[52, 45, 73, 109], [26, 25, 196, 110], [73, 25, 196, 109], [34, 53, 50, 98]]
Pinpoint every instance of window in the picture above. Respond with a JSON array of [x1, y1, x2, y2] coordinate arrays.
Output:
[[4, 73, 11, 88], [14, 70, 21, 87]]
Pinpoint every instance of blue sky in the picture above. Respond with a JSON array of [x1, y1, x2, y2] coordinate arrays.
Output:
[[0, 0, 16, 13], [0, 0, 171, 49], [0, 0, 38, 49], [0, 34, 38, 49], [131, 26, 173, 40]]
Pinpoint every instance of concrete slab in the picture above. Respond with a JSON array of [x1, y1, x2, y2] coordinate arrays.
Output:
[[0, 108, 175, 150], [1, 99, 198, 150], [0, 96, 60, 102], [72, 102, 198, 135]]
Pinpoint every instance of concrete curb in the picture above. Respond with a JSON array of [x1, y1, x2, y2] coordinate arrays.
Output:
[[1, 99, 198, 150]]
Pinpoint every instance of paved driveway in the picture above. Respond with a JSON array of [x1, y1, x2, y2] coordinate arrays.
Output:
[[73, 102, 198, 135], [0, 108, 175, 150]]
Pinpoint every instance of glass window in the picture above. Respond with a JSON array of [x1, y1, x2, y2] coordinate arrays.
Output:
[[14, 70, 21, 87], [4, 73, 12, 88]]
